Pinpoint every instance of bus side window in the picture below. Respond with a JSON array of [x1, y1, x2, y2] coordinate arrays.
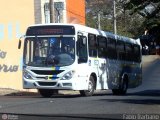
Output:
[[77, 35, 88, 63], [97, 36, 107, 58], [125, 43, 133, 61], [134, 45, 141, 62], [117, 41, 125, 60], [88, 34, 97, 57], [107, 38, 117, 59]]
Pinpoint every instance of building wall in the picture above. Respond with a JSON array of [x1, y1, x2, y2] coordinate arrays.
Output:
[[0, 0, 35, 90], [41, 0, 85, 25], [66, 0, 85, 25], [0, 0, 85, 90], [34, 0, 42, 24]]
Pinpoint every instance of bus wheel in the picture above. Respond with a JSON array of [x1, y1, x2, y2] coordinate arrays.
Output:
[[38, 89, 54, 98], [79, 76, 95, 96], [112, 77, 128, 95]]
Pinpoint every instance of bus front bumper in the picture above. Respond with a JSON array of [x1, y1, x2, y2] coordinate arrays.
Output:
[[23, 77, 88, 90]]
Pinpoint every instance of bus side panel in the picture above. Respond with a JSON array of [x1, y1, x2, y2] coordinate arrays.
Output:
[[127, 62, 142, 88], [106, 59, 122, 89], [106, 60, 142, 90]]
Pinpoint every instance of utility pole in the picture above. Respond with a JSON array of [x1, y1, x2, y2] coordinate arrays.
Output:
[[113, 0, 117, 34], [50, 0, 54, 23], [98, 12, 101, 29]]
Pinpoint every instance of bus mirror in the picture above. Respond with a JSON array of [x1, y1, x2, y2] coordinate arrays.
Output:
[[18, 40, 21, 49], [18, 35, 25, 49]]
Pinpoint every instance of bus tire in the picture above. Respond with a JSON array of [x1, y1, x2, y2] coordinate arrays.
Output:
[[38, 89, 54, 98], [79, 76, 95, 96], [112, 76, 128, 95]]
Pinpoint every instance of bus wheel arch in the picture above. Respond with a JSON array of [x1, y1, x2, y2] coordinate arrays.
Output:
[[112, 73, 128, 95], [79, 73, 96, 96], [91, 73, 97, 90]]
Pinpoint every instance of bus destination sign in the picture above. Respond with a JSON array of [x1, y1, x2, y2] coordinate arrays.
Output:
[[26, 25, 75, 36]]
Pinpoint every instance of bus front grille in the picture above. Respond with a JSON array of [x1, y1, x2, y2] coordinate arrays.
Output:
[[36, 76, 59, 80], [31, 70, 64, 75], [38, 82, 57, 86]]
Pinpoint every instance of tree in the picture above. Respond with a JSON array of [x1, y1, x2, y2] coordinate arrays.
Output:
[[125, 0, 160, 47], [86, 0, 145, 38], [86, 0, 113, 31], [116, 0, 145, 37], [125, 0, 160, 31]]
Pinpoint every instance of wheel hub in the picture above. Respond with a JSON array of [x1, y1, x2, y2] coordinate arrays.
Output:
[[88, 81, 93, 92]]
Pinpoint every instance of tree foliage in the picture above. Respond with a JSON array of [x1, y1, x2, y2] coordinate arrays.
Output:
[[86, 0, 145, 38], [86, 0, 113, 30], [125, 0, 160, 29], [125, 0, 160, 44]]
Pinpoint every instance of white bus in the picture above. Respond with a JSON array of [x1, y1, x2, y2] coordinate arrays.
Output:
[[18, 23, 142, 97]]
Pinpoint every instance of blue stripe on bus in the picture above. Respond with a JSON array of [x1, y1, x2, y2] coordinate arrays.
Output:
[[55, 66, 60, 70], [52, 75, 57, 80]]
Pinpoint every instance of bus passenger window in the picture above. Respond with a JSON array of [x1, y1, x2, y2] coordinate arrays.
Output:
[[97, 36, 107, 58], [117, 41, 125, 60], [88, 34, 97, 57], [107, 38, 117, 59], [125, 43, 133, 61], [134, 45, 141, 62]]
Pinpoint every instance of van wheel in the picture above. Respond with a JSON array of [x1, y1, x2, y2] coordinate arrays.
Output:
[[38, 89, 54, 98], [79, 76, 95, 96], [112, 77, 128, 95]]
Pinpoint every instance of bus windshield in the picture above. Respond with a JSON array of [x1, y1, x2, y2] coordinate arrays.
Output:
[[24, 37, 75, 67]]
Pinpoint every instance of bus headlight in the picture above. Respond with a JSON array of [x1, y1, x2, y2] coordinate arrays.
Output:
[[61, 70, 75, 80], [23, 70, 33, 79]]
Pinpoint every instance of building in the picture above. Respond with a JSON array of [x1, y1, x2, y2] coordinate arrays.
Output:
[[36, 0, 85, 25], [0, 0, 85, 90]]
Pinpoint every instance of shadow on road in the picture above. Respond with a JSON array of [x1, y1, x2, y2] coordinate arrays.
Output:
[[99, 98, 160, 105], [128, 89, 160, 97], [98, 89, 160, 105], [3, 89, 160, 98]]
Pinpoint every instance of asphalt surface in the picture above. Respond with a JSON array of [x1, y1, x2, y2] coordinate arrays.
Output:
[[0, 56, 160, 120]]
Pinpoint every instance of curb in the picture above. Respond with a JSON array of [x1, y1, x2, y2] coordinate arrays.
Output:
[[0, 88, 79, 96]]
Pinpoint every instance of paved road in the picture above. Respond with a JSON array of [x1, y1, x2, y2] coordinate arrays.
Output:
[[0, 56, 160, 120]]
